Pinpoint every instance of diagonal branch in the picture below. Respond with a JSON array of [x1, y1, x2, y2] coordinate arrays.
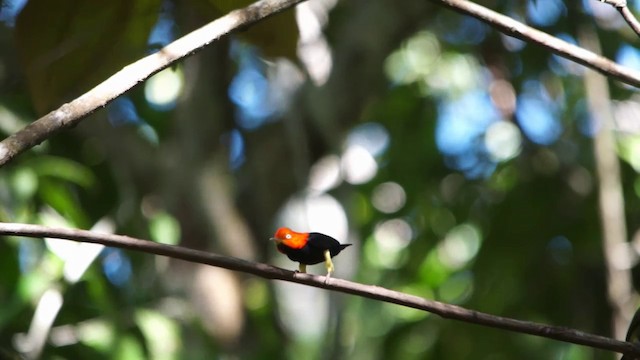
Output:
[[432, 0, 640, 87], [0, 0, 307, 167], [0, 222, 638, 357]]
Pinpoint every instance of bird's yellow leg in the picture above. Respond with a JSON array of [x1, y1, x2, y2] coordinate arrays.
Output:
[[324, 250, 334, 279], [298, 263, 307, 273]]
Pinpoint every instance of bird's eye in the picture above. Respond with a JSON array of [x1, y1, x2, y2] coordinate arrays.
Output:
[[285, 234, 292, 239]]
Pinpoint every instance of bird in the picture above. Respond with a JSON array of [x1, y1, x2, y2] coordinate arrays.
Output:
[[270, 227, 351, 280]]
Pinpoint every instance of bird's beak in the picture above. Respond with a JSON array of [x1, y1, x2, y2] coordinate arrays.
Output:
[[270, 237, 281, 243]]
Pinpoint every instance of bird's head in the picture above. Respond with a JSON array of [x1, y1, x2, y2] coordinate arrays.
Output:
[[270, 227, 308, 249]]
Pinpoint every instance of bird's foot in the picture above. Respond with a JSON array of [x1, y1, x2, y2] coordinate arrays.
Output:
[[324, 271, 332, 284], [297, 264, 307, 274]]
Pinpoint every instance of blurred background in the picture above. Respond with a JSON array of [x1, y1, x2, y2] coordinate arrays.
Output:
[[1, 0, 640, 358]]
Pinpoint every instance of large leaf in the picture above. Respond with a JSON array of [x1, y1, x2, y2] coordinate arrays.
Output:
[[15, 0, 161, 114]]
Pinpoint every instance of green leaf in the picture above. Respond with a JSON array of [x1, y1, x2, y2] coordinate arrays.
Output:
[[29, 156, 95, 188], [15, 0, 162, 114], [136, 309, 180, 360], [149, 212, 181, 245], [38, 180, 90, 228]]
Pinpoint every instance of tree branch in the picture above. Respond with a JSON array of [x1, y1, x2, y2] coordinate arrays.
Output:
[[600, 0, 640, 37], [0, 222, 638, 357], [3, 0, 640, 168], [432, 0, 640, 87], [0, 0, 307, 167]]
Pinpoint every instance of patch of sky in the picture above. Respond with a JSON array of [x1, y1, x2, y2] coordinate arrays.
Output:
[[527, 0, 566, 27], [223, 129, 246, 170], [617, 44, 640, 71], [101, 248, 132, 287], [0, 0, 27, 27], [436, 90, 500, 178], [516, 80, 562, 145], [439, 16, 488, 45], [228, 43, 278, 130], [147, 1, 176, 49]]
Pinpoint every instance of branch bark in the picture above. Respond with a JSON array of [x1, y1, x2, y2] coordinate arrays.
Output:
[[0, 222, 638, 357], [0, 0, 307, 167]]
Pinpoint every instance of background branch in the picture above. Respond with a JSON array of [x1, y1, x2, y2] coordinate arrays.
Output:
[[580, 24, 635, 341], [0, 222, 638, 357], [600, 0, 640, 37], [432, 0, 640, 87], [618, 6, 640, 36], [0, 0, 307, 167]]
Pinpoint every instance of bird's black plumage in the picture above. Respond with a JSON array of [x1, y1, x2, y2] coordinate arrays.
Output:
[[277, 232, 351, 265]]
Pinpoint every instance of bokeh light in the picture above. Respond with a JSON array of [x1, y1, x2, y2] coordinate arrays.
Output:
[[341, 146, 378, 185], [484, 121, 522, 162], [308, 155, 342, 193], [437, 223, 482, 270], [527, 0, 566, 27], [516, 81, 563, 145], [371, 182, 406, 214], [144, 67, 184, 110]]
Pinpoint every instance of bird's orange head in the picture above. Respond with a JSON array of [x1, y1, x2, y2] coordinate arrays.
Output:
[[270, 227, 308, 249]]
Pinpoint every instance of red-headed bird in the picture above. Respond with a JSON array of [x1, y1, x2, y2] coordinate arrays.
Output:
[[271, 227, 351, 279]]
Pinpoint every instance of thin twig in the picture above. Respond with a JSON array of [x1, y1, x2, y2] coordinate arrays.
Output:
[[617, 5, 640, 38], [432, 0, 640, 87], [600, 0, 640, 37], [620, 7, 640, 37], [598, 0, 627, 7], [0, 0, 307, 167], [0, 222, 638, 357]]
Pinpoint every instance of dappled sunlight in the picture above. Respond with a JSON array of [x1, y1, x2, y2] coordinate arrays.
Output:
[[135, 309, 181, 359], [369, 218, 413, 269], [484, 121, 522, 162], [341, 145, 378, 185], [384, 31, 441, 86], [616, 135, 640, 172], [308, 154, 341, 193], [144, 67, 184, 110], [437, 223, 482, 271], [275, 282, 329, 339], [371, 182, 406, 214], [613, 97, 640, 134], [346, 122, 390, 157], [14, 289, 63, 358], [516, 81, 562, 146], [296, 0, 335, 85]]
